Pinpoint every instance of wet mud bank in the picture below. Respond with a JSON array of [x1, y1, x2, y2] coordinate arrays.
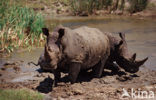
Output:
[[0, 60, 156, 99]]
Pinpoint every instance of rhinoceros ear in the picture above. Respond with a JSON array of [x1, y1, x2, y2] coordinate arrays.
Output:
[[115, 40, 123, 49], [58, 28, 65, 39], [129, 53, 136, 62], [119, 32, 125, 41], [42, 28, 49, 37]]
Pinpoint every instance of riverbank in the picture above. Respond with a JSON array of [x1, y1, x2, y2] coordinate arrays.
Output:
[[0, 60, 156, 99], [11, 0, 156, 18], [41, 0, 156, 18]]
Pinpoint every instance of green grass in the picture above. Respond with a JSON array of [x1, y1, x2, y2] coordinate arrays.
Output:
[[0, 0, 45, 55], [0, 89, 43, 100]]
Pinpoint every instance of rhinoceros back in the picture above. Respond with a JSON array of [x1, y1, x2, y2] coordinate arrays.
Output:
[[61, 26, 110, 69]]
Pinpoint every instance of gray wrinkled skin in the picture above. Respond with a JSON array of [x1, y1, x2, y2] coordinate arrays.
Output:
[[60, 26, 110, 69], [105, 32, 148, 73], [37, 26, 148, 86]]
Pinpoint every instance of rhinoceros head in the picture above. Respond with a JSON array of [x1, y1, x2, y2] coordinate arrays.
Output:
[[115, 33, 148, 73], [42, 26, 64, 70]]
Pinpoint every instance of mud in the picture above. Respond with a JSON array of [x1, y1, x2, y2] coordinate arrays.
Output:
[[0, 61, 156, 100]]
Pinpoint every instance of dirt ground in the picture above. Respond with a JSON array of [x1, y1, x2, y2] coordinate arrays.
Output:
[[0, 61, 156, 100]]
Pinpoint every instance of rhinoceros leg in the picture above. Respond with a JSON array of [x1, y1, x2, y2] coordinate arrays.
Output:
[[53, 69, 61, 87], [93, 53, 109, 78], [105, 62, 120, 74], [68, 62, 81, 84]]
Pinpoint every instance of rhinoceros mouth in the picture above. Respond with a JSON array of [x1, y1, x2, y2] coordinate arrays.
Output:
[[114, 32, 148, 73], [116, 54, 148, 73]]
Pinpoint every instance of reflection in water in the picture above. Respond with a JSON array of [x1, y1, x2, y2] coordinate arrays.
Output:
[[1, 17, 156, 70]]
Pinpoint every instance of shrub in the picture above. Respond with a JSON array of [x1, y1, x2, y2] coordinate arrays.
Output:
[[69, 0, 149, 15], [70, 0, 113, 15], [70, 0, 94, 15], [103, 0, 113, 9], [128, 0, 148, 13]]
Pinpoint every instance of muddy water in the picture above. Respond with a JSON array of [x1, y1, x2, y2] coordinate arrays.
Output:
[[0, 16, 156, 71]]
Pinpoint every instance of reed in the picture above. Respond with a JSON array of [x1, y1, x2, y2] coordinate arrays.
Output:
[[0, 0, 45, 55]]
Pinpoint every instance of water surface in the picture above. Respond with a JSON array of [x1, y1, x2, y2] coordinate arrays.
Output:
[[1, 16, 156, 70]]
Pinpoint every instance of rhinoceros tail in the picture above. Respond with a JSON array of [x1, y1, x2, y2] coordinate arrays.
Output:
[[28, 62, 39, 66]]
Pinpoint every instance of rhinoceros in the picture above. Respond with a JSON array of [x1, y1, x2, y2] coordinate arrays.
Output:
[[32, 25, 148, 86], [105, 32, 148, 73]]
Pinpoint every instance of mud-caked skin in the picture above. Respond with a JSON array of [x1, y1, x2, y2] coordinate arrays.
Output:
[[41, 26, 110, 86], [105, 32, 148, 73], [38, 25, 148, 86]]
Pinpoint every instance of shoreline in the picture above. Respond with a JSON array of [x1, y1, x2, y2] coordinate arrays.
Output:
[[0, 60, 156, 99]]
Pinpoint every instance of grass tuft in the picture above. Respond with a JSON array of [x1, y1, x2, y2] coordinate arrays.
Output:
[[0, 88, 43, 100]]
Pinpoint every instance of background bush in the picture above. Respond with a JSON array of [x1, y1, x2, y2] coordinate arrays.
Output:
[[128, 0, 148, 13], [70, 0, 149, 15], [70, 0, 113, 15]]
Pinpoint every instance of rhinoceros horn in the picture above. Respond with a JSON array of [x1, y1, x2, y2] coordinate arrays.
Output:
[[116, 55, 148, 73], [134, 57, 148, 67], [116, 33, 148, 73]]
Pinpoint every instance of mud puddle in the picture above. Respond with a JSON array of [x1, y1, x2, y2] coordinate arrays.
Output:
[[0, 61, 156, 99]]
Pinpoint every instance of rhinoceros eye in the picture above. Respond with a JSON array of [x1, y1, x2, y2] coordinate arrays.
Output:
[[48, 47, 52, 52]]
